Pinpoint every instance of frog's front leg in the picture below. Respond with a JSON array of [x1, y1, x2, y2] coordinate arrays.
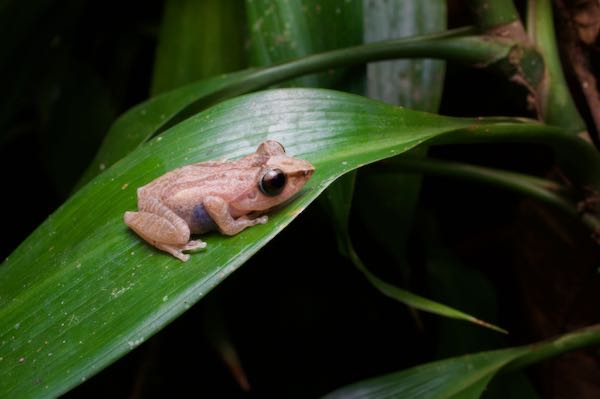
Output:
[[124, 197, 206, 261], [203, 196, 268, 235]]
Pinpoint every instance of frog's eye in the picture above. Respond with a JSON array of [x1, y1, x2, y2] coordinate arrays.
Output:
[[259, 168, 287, 196]]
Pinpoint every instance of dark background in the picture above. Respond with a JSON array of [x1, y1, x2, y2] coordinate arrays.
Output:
[[1, 1, 599, 397]]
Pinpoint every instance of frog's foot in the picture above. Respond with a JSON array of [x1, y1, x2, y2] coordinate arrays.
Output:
[[155, 243, 190, 262], [184, 239, 207, 251], [153, 240, 206, 262], [254, 215, 268, 225], [154, 240, 206, 262]]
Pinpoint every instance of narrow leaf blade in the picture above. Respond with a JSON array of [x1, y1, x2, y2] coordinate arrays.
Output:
[[323, 325, 600, 399]]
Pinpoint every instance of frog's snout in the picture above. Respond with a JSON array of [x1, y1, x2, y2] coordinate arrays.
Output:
[[302, 160, 316, 178]]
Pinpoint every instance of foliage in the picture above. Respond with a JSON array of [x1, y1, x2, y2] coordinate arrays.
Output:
[[1, 0, 599, 397]]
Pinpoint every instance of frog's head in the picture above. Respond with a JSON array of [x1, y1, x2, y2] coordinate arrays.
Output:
[[233, 140, 315, 212]]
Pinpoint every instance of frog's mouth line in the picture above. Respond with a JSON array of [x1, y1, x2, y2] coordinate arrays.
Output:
[[287, 169, 315, 178], [254, 186, 313, 218]]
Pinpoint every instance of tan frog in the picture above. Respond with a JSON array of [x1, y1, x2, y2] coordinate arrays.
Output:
[[124, 141, 315, 261]]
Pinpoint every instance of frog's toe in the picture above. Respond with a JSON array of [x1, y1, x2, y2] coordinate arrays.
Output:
[[255, 215, 268, 225], [184, 240, 207, 251], [178, 253, 190, 262], [156, 243, 190, 262]]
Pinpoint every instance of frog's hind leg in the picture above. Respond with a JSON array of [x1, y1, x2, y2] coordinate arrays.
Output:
[[124, 197, 206, 261]]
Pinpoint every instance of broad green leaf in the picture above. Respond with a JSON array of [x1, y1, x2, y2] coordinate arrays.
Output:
[[151, 0, 246, 95], [364, 0, 446, 109], [246, 0, 363, 89], [323, 325, 600, 399], [0, 88, 580, 398]]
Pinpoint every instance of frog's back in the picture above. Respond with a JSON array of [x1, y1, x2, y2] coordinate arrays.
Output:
[[139, 155, 262, 200]]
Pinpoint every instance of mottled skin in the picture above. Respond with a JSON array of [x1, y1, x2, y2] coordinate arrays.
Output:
[[124, 141, 315, 261]]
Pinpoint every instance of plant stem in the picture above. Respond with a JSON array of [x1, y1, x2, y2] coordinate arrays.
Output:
[[433, 120, 600, 189], [377, 157, 575, 217], [416, 119, 600, 235], [468, 0, 520, 30], [527, 0, 587, 135], [504, 325, 600, 372], [193, 29, 513, 114]]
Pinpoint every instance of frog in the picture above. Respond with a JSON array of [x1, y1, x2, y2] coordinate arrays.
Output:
[[124, 140, 315, 261]]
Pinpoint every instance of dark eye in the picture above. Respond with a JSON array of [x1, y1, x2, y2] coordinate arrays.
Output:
[[259, 168, 287, 196]]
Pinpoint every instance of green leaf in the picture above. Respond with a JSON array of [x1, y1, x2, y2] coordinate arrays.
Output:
[[324, 347, 527, 399], [246, 0, 363, 89], [151, 0, 246, 95], [364, 0, 446, 109], [1, 88, 579, 397], [323, 325, 600, 399], [346, 245, 506, 333]]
